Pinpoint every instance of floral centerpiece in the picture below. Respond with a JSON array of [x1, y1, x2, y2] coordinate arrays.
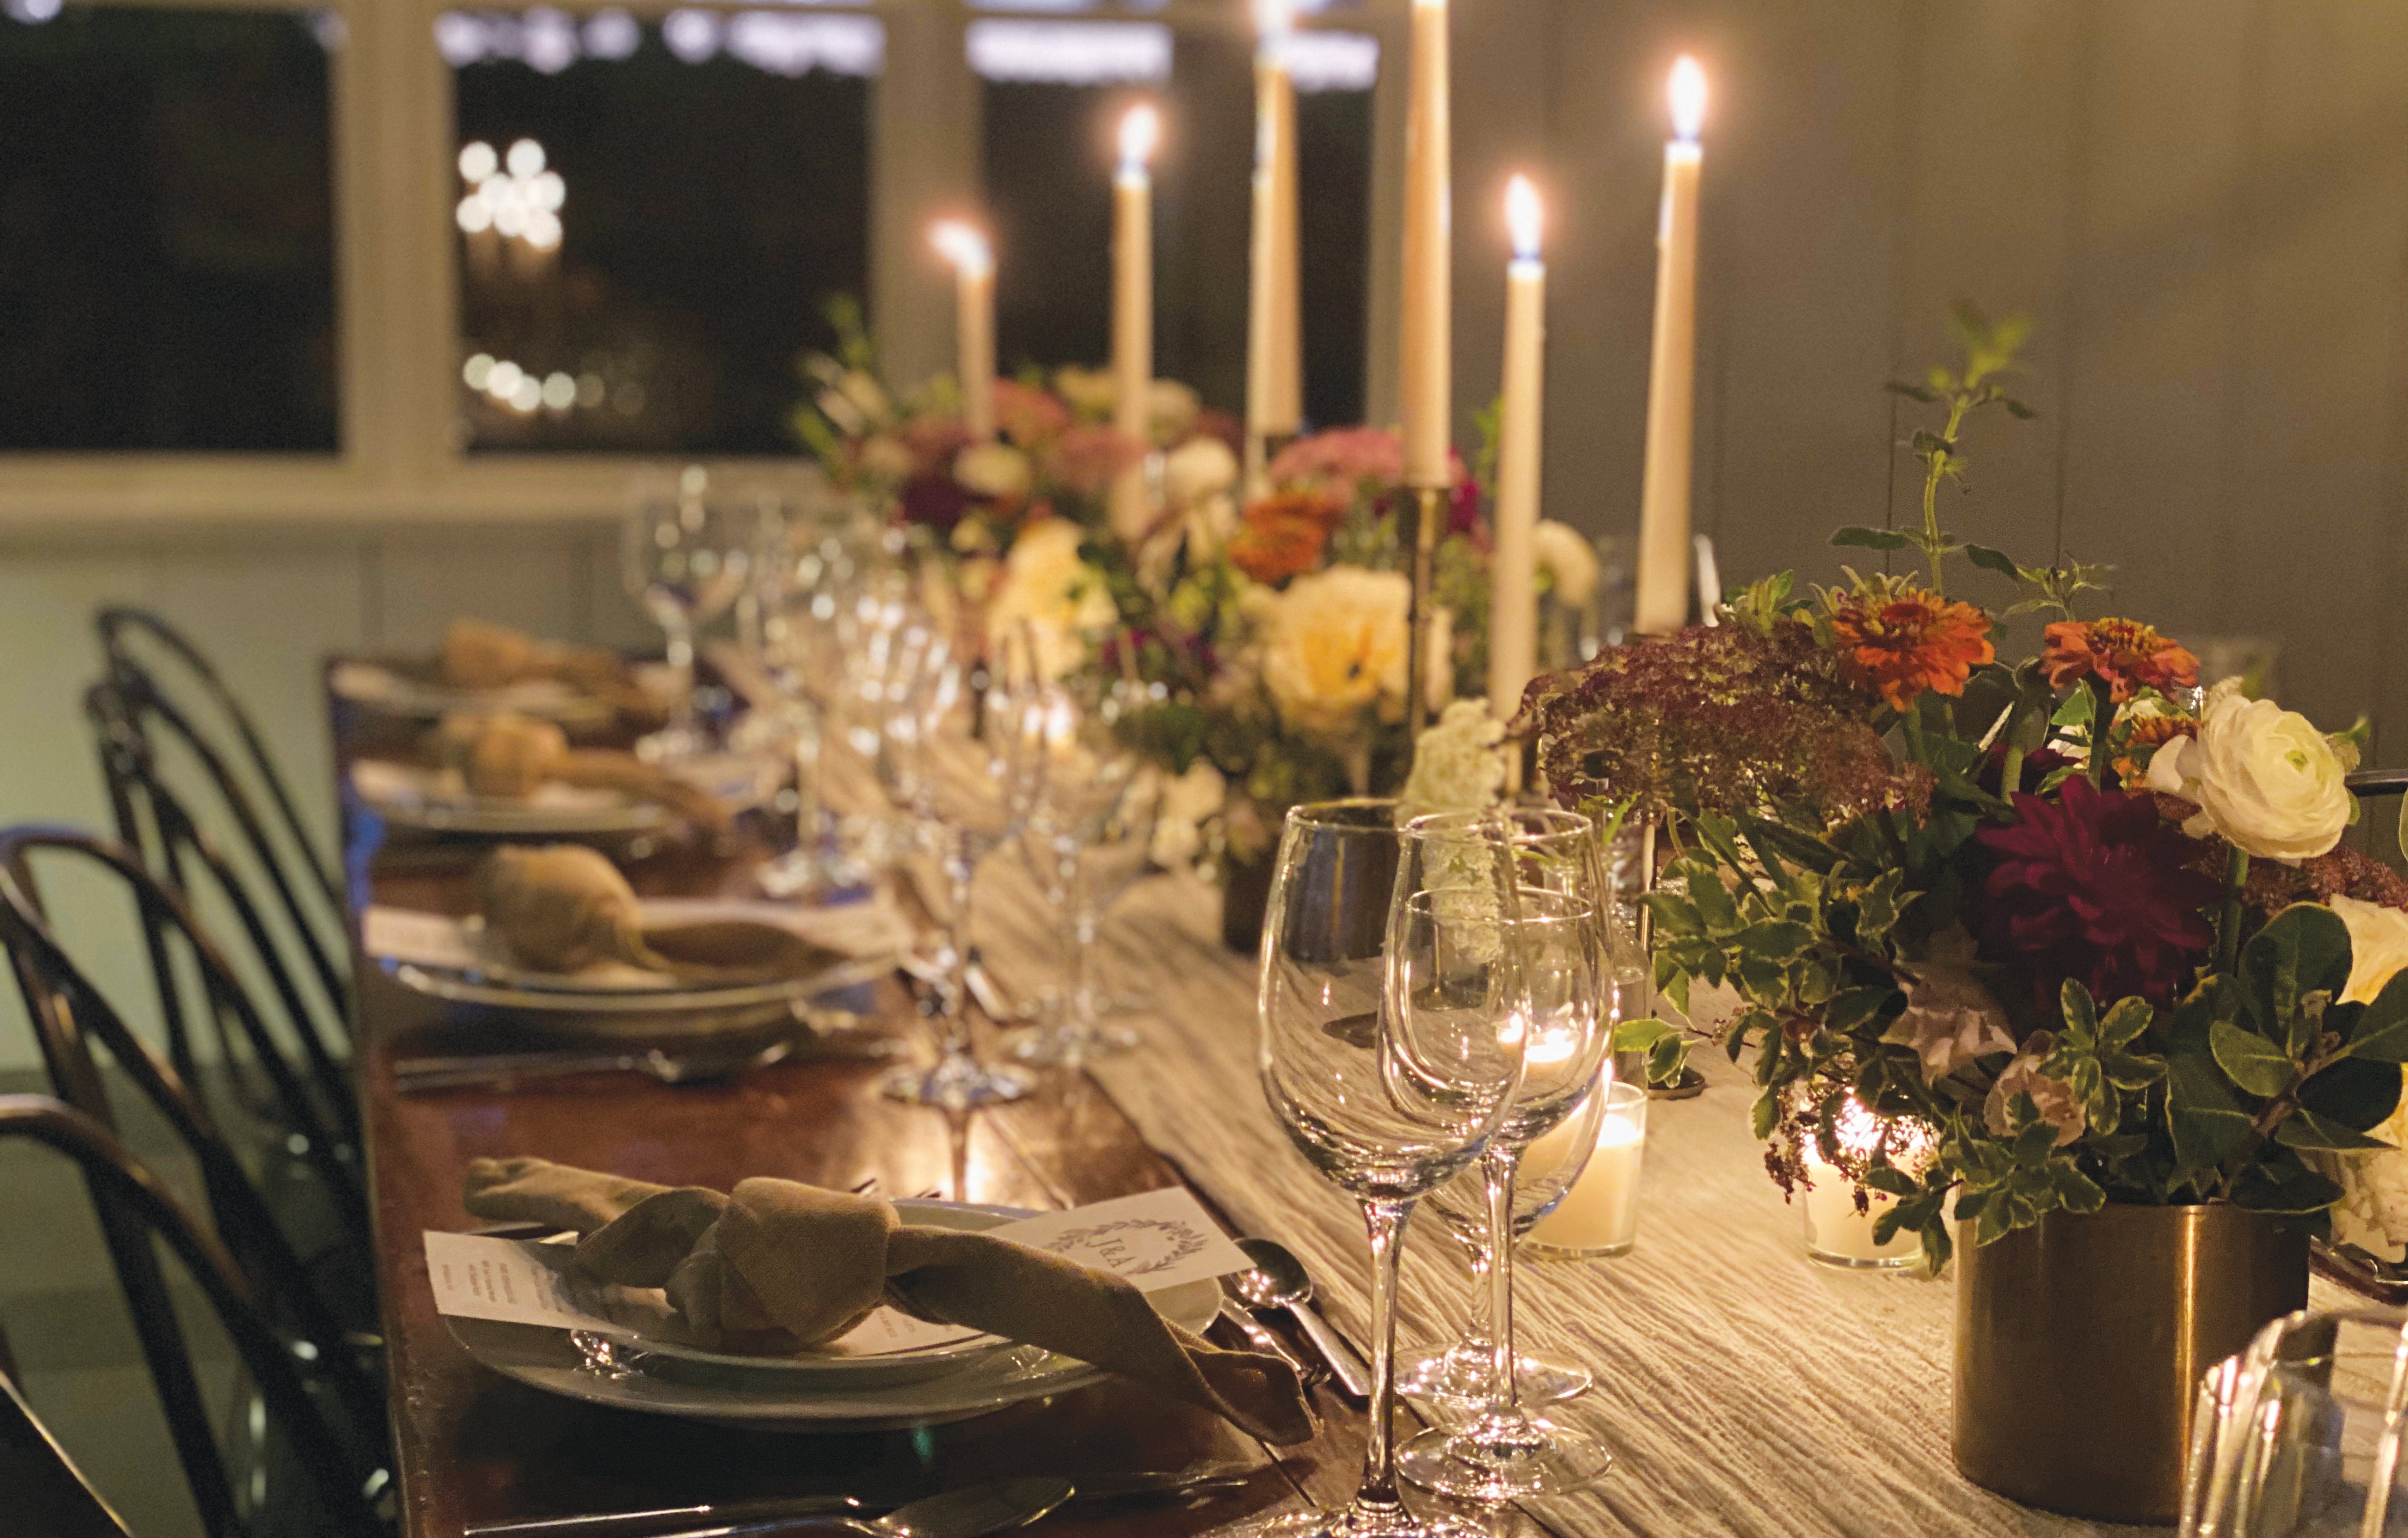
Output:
[[1523, 308, 2400, 1520]]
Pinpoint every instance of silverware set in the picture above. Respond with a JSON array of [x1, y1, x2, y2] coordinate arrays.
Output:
[[463, 1463, 1264, 1538]]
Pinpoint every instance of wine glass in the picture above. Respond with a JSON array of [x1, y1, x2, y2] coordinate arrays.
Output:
[[1397, 807, 1621, 1504], [1012, 677, 1162, 1065], [2182, 1308, 2408, 1536], [1403, 1071, 1607, 1407], [1245, 801, 1529, 1538], [622, 465, 764, 762], [874, 639, 1043, 1108]]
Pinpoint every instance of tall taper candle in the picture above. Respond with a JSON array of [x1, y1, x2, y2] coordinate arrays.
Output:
[[1399, 0, 1452, 489], [933, 220, 996, 442], [1110, 104, 1159, 534], [1246, 0, 1301, 490], [1633, 57, 1706, 636], [1489, 176, 1546, 717]]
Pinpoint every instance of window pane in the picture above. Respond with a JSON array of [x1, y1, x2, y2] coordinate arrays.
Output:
[[0, 5, 338, 453], [977, 18, 1375, 428], [447, 9, 874, 454]]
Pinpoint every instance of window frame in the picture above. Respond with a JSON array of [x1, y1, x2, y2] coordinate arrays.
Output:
[[0, 0, 1403, 524]]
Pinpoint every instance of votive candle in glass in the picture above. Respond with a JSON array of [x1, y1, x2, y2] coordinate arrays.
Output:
[[1525, 1081, 1647, 1259], [1799, 1095, 1931, 1272]]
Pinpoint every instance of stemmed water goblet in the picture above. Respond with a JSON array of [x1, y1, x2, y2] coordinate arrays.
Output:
[[621, 465, 764, 763], [1242, 801, 1531, 1538], [1011, 676, 1162, 1065], [874, 638, 1043, 1108], [1396, 807, 1622, 1503]]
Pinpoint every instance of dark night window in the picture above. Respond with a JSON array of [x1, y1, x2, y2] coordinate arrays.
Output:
[[975, 18, 1376, 429], [0, 5, 339, 452], [445, 8, 875, 455]]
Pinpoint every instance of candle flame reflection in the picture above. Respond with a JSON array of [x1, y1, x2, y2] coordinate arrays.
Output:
[[1505, 174, 1543, 262], [1669, 56, 1707, 142], [1118, 102, 1160, 173], [931, 220, 993, 276]]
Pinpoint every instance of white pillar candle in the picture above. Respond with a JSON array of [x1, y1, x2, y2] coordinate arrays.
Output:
[[1398, 0, 1452, 490], [1488, 176, 1546, 718], [1527, 1082, 1646, 1257], [1110, 104, 1159, 534], [1246, 1, 1301, 490], [933, 220, 997, 442], [1632, 57, 1706, 637], [1798, 1096, 1928, 1271]]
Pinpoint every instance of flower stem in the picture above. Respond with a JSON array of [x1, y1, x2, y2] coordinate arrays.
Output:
[[1920, 399, 1968, 596], [2215, 845, 2251, 975], [2086, 677, 2116, 790]]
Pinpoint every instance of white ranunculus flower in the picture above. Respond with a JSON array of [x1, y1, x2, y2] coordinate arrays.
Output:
[[1183, 492, 1238, 558], [2147, 681, 2350, 862], [1532, 520, 1600, 608], [1148, 759, 1227, 869], [984, 518, 1114, 681], [2335, 896, 2408, 1004], [954, 441, 1034, 500], [834, 369, 890, 424], [2317, 897, 2408, 1262], [1260, 567, 1411, 735], [1163, 436, 1240, 507]]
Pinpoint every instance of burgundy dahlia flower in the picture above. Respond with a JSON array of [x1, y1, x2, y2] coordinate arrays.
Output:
[[1974, 776, 2219, 1013]]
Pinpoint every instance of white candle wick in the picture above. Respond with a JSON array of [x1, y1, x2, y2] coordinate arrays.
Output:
[[1669, 56, 1707, 143], [1505, 173, 1544, 264], [1117, 103, 1160, 177], [931, 220, 991, 278]]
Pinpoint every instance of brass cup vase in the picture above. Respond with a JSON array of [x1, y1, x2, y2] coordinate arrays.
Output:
[[1954, 1202, 2308, 1524]]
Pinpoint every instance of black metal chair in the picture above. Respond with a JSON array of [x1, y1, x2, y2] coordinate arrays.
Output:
[[0, 1094, 389, 1538], [0, 829, 372, 1312], [82, 686, 358, 1142], [1, 1359, 136, 1537]]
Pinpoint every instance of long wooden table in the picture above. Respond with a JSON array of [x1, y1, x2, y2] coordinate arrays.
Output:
[[336, 698, 1379, 1538]]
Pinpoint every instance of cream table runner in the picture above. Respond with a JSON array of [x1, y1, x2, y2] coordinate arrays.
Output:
[[968, 869, 2345, 1537]]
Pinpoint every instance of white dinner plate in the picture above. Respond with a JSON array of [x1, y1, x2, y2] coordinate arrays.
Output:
[[330, 661, 619, 728], [444, 1202, 1221, 1432]]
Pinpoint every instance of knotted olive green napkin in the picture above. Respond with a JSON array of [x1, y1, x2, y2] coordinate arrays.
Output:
[[462, 1156, 1316, 1445], [475, 846, 838, 984]]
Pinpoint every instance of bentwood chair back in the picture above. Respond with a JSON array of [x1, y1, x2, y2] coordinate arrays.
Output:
[[0, 828, 369, 1265], [90, 615, 351, 1044], [83, 685, 357, 1130], [0, 1095, 390, 1538], [0, 1361, 136, 1537]]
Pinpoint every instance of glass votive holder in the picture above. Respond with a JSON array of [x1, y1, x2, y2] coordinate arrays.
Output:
[[1525, 1081, 1647, 1259], [1798, 1096, 1930, 1272]]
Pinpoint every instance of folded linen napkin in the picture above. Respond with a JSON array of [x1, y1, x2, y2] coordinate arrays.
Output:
[[477, 845, 840, 983], [461, 1157, 1315, 1444], [432, 713, 732, 835], [441, 619, 667, 728]]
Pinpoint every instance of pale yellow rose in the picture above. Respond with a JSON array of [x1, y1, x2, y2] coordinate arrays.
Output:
[[2148, 681, 2349, 862], [1532, 520, 1599, 608], [1260, 567, 1411, 735], [856, 433, 914, 483], [985, 518, 1114, 681], [954, 442, 1033, 501], [1149, 759, 1227, 869], [1163, 436, 1240, 507], [1147, 380, 1201, 444], [2333, 896, 2408, 1005]]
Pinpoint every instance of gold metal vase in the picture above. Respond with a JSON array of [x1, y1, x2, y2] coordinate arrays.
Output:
[[1954, 1202, 2308, 1524]]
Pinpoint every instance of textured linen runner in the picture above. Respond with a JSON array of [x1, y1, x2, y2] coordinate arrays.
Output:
[[970, 869, 2326, 1537]]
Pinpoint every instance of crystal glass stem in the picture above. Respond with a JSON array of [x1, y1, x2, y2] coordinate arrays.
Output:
[[1356, 1197, 1415, 1520], [938, 832, 979, 1063], [1483, 1143, 1522, 1418], [662, 614, 698, 741]]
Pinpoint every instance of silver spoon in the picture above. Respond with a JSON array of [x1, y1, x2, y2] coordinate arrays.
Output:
[[1234, 1237, 1372, 1401]]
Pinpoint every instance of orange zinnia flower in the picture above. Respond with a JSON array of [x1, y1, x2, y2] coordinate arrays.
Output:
[[2041, 617, 2200, 704], [1228, 489, 1345, 585], [2114, 713, 2198, 791], [1828, 587, 1995, 710]]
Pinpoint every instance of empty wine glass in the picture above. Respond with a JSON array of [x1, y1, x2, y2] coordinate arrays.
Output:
[[1398, 807, 1620, 1504], [2182, 1308, 2408, 1536], [1403, 1071, 1607, 1407], [1241, 801, 1528, 1538], [875, 641, 1043, 1108], [622, 465, 764, 762], [1012, 677, 1162, 1066]]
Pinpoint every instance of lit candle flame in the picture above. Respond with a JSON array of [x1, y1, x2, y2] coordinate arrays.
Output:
[[930, 220, 992, 277], [1669, 56, 1707, 142], [1118, 103, 1160, 174], [1506, 174, 1544, 263], [1253, 0, 1295, 39]]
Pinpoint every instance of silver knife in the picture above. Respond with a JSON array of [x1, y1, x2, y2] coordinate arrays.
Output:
[[635, 1478, 1072, 1538]]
